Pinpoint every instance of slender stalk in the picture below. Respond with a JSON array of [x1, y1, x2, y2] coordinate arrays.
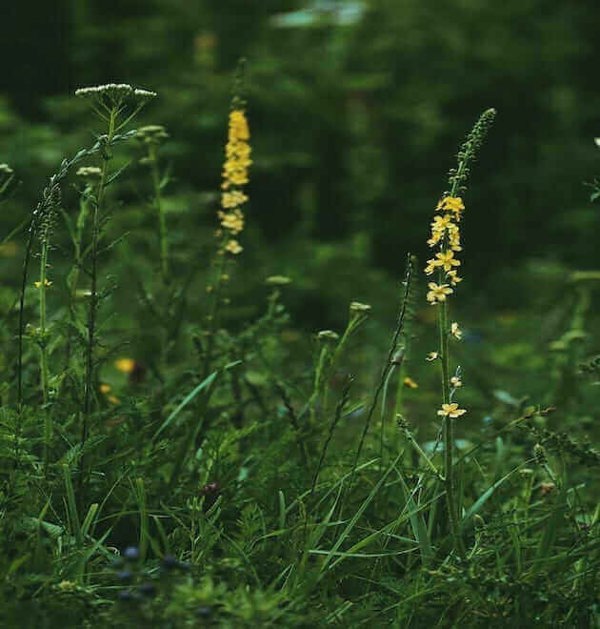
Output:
[[38, 239, 51, 469], [202, 251, 229, 377], [81, 109, 116, 483], [148, 143, 169, 281], [438, 295, 465, 557]]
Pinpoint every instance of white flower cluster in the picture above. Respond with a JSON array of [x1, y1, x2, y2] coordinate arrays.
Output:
[[76, 166, 102, 179], [136, 124, 169, 144], [75, 84, 157, 104]]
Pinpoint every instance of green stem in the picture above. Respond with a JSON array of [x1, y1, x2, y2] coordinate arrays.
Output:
[[438, 300, 464, 557], [81, 109, 116, 487], [149, 144, 169, 281], [39, 241, 51, 470], [309, 345, 330, 428], [202, 250, 229, 378]]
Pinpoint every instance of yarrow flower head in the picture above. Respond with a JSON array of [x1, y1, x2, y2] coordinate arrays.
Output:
[[317, 329, 340, 343], [75, 83, 156, 106], [437, 402, 467, 419], [349, 301, 372, 317], [75, 84, 156, 128], [136, 124, 169, 145]]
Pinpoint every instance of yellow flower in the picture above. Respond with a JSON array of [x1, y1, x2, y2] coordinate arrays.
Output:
[[432, 214, 453, 231], [427, 214, 454, 247], [426, 351, 439, 361], [115, 358, 135, 374], [437, 402, 467, 418], [450, 322, 463, 340], [447, 270, 462, 286], [436, 196, 465, 216], [447, 223, 462, 251], [450, 376, 463, 388], [99, 383, 112, 394], [222, 190, 248, 209], [403, 376, 419, 389], [424, 259, 437, 276], [219, 209, 244, 234], [427, 282, 453, 304], [434, 250, 460, 272], [225, 239, 243, 255], [34, 279, 52, 288]]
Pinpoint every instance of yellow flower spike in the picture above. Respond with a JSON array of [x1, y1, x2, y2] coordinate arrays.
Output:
[[217, 106, 251, 259], [437, 402, 467, 418], [426, 351, 439, 361], [450, 376, 463, 388], [115, 358, 135, 374], [427, 282, 453, 304], [221, 109, 252, 191], [450, 322, 463, 340], [34, 279, 53, 289]]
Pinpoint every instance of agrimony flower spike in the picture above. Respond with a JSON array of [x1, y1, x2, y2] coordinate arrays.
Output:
[[424, 108, 496, 560], [219, 105, 252, 255]]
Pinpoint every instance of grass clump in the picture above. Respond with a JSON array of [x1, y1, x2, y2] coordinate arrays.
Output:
[[0, 77, 598, 629]]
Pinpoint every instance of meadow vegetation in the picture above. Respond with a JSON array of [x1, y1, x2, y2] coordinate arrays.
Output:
[[0, 68, 598, 628]]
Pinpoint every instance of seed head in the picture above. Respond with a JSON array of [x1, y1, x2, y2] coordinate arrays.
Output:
[[266, 275, 292, 286], [136, 124, 169, 145], [317, 330, 340, 343], [349, 301, 372, 316], [76, 166, 102, 180]]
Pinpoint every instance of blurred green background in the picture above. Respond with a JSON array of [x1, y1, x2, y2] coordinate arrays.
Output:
[[1, 0, 600, 318]]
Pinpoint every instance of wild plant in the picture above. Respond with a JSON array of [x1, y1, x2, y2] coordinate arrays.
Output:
[[423, 108, 496, 557]]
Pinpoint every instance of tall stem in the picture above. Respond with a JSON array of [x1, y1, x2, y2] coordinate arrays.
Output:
[[81, 109, 116, 486], [438, 298, 465, 557], [202, 252, 228, 378], [39, 240, 51, 469], [149, 144, 169, 281]]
